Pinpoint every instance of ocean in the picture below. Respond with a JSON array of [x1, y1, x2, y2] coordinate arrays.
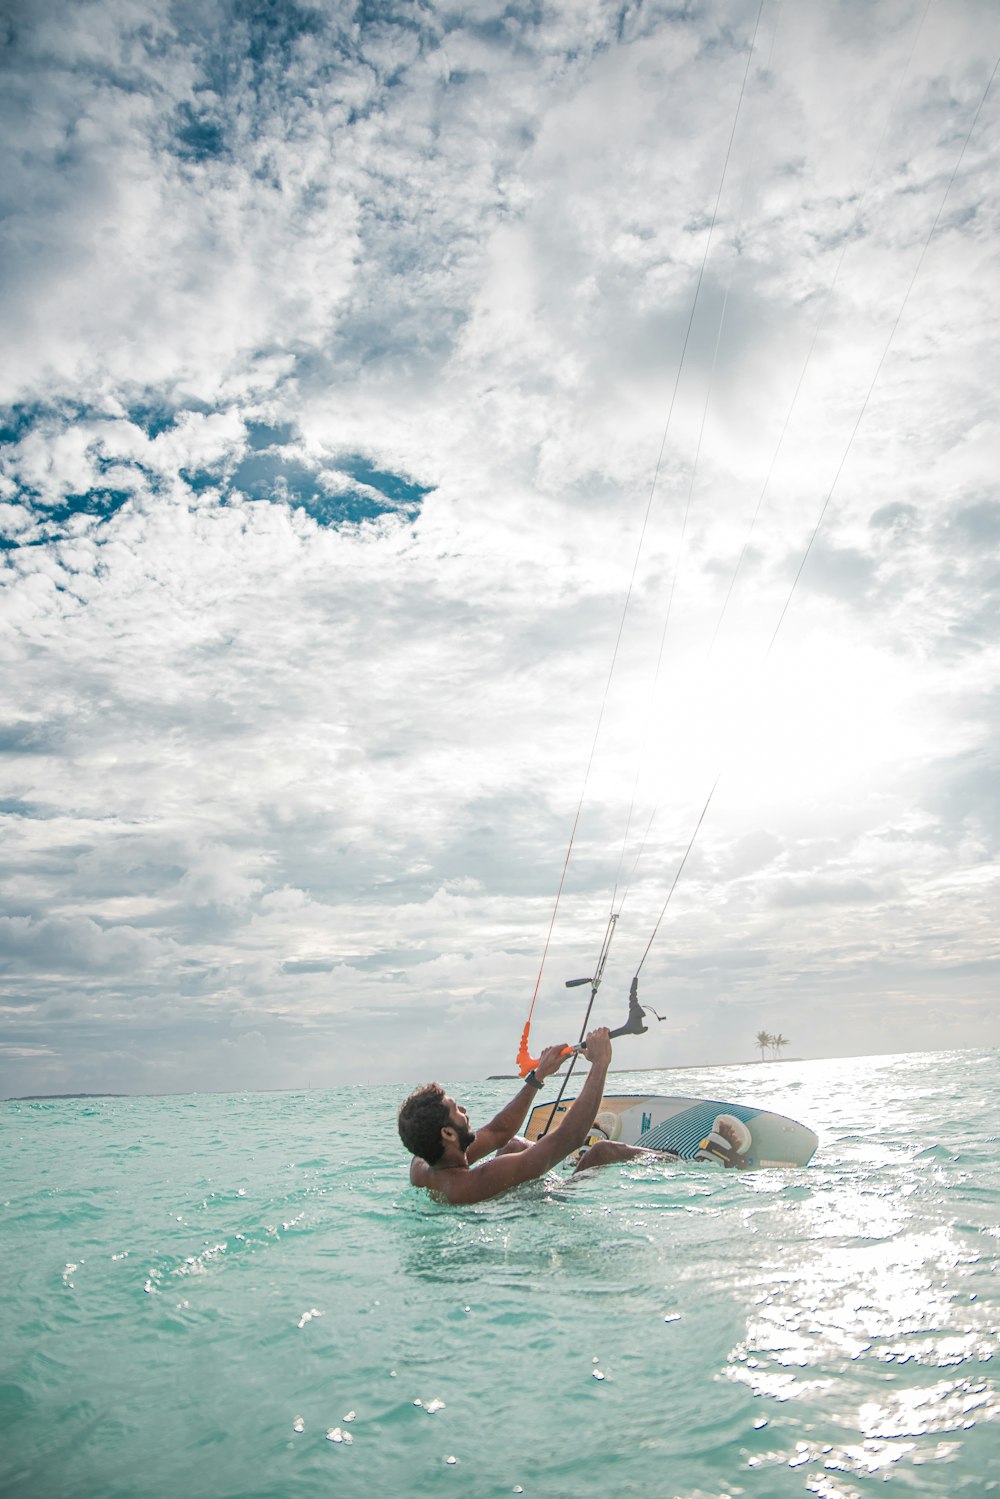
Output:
[[2, 1048, 997, 1499]]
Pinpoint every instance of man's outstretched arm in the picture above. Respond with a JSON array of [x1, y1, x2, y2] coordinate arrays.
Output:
[[438, 1030, 613, 1204], [466, 1044, 570, 1163]]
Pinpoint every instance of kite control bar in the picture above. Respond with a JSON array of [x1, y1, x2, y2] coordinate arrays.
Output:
[[564, 976, 660, 1054], [536, 975, 664, 1137]]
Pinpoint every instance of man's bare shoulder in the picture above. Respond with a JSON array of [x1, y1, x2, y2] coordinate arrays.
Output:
[[407, 1156, 466, 1204], [408, 1148, 552, 1206], [409, 1156, 435, 1188]]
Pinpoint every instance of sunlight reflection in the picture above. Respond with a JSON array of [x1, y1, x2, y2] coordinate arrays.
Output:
[[726, 1182, 999, 1485], [822, 1438, 916, 1475], [858, 1377, 999, 1438]]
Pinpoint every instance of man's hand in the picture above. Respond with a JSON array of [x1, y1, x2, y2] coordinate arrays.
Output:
[[534, 1043, 571, 1081], [579, 1026, 612, 1066]]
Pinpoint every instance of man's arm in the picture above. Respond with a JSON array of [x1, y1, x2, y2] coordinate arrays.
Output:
[[437, 1029, 613, 1204], [466, 1044, 569, 1163]]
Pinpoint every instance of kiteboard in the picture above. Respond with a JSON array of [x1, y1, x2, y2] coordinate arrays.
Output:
[[525, 1093, 817, 1168]]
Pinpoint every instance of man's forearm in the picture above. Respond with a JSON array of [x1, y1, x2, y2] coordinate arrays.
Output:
[[484, 1082, 544, 1145], [554, 1058, 609, 1150]]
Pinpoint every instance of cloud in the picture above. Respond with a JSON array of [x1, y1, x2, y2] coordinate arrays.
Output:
[[0, 914, 166, 975], [2, 0, 999, 1096], [768, 875, 889, 909]]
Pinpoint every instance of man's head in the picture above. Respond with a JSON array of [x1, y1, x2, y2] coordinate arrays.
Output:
[[398, 1082, 475, 1164]]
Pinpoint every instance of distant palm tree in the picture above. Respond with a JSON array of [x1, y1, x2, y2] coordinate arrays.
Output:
[[755, 1029, 772, 1061], [772, 1033, 789, 1059]]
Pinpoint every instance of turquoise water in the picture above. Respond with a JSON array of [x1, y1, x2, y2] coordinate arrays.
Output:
[[2, 1049, 998, 1498]]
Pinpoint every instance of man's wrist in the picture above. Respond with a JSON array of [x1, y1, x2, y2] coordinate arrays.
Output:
[[524, 1069, 544, 1090]]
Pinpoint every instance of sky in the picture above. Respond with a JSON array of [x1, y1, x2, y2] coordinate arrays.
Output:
[[1, 0, 998, 1098]]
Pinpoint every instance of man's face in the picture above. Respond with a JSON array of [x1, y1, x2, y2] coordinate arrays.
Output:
[[443, 1095, 476, 1154]]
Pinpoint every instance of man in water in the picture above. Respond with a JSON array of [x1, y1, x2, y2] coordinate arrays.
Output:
[[398, 1027, 654, 1205]]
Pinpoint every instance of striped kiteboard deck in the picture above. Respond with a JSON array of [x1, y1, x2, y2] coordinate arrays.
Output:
[[525, 1093, 817, 1169]]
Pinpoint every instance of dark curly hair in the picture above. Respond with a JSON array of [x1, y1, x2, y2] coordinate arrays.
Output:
[[398, 1082, 452, 1164]]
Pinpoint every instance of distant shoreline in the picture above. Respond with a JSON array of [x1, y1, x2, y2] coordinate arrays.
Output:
[[487, 1058, 803, 1079], [3, 1092, 129, 1101]]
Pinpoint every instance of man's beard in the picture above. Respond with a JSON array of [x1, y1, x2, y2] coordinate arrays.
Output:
[[454, 1122, 476, 1152]]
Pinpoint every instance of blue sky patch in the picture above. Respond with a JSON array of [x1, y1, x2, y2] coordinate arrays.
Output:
[[337, 454, 432, 509], [171, 101, 228, 161], [0, 402, 58, 445], [230, 449, 430, 526], [45, 489, 134, 525], [125, 404, 181, 439], [246, 420, 295, 449], [179, 468, 223, 494]]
